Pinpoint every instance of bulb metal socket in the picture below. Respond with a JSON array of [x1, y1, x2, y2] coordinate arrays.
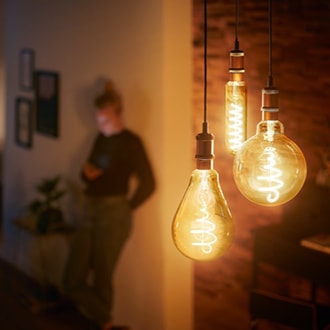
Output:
[[261, 87, 279, 121], [195, 131, 214, 170], [229, 50, 245, 81]]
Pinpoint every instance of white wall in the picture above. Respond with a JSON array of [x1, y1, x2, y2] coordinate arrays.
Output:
[[2, 1, 193, 329]]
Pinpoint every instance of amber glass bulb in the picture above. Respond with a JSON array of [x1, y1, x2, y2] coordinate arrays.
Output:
[[172, 169, 234, 261], [233, 120, 307, 206], [225, 50, 247, 155], [172, 130, 234, 261]]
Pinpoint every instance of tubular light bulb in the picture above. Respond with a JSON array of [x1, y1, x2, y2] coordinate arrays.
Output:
[[225, 50, 247, 155], [233, 88, 307, 206], [172, 129, 234, 261]]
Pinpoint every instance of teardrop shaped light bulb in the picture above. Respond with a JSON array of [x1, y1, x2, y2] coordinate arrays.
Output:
[[233, 88, 307, 206], [225, 50, 247, 155], [172, 129, 234, 261]]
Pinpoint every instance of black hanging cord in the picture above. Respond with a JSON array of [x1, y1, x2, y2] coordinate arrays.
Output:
[[234, 0, 240, 50], [203, 0, 208, 133], [267, 0, 273, 87]]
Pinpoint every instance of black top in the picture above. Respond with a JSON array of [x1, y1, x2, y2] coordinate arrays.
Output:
[[82, 129, 155, 210]]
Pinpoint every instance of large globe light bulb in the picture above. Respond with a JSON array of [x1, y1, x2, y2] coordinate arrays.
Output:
[[172, 130, 234, 261], [233, 88, 307, 206]]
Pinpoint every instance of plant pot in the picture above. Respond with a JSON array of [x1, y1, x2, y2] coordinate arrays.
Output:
[[36, 208, 64, 234]]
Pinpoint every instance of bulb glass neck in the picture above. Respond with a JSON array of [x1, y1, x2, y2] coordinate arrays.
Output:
[[256, 120, 284, 137], [195, 129, 215, 170], [229, 50, 245, 82]]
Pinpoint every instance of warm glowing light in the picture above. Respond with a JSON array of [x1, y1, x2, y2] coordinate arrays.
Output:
[[173, 0, 234, 261], [256, 146, 283, 203], [225, 81, 247, 154], [233, 120, 307, 206], [224, 50, 247, 155], [172, 169, 234, 261]]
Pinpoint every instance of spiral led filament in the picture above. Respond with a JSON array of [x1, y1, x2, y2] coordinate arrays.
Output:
[[190, 175, 218, 254], [257, 146, 283, 203], [191, 218, 217, 254], [225, 51, 247, 155], [225, 82, 247, 153]]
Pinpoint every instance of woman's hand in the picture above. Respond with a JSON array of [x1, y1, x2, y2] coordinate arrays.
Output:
[[83, 162, 103, 180]]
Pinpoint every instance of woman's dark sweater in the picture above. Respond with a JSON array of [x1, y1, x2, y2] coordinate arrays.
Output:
[[83, 129, 155, 210]]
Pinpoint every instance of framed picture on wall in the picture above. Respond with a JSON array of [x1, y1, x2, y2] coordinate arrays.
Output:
[[15, 97, 33, 149], [35, 70, 60, 138], [19, 48, 35, 91]]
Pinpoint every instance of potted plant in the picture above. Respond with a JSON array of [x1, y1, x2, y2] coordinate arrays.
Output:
[[28, 175, 66, 234]]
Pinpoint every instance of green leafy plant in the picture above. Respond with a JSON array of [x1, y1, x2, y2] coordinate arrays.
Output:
[[28, 175, 66, 233], [28, 175, 66, 215]]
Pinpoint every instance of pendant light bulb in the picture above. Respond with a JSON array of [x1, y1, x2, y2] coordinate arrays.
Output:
[[172, 0, 234, 260], [233, 88, 307, 206], [225, 50, 247, 155], [172, 129, 234, 261]]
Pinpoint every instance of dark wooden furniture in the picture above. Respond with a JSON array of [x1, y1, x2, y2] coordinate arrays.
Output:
[[13, 217, 74, 313], [250, 224, 330, 330]]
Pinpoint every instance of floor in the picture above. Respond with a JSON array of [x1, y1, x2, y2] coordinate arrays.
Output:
[[1, 223, 329, 330], [0, 257, 92, 330]]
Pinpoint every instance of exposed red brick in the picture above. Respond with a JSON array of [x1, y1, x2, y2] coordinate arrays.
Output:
[[193, 1, 330, 329]]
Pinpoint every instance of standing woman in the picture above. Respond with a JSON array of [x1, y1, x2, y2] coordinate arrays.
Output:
[[63, 81, 156, 330]]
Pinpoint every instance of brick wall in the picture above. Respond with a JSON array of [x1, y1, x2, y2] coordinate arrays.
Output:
[[193, 0, 330, 329]]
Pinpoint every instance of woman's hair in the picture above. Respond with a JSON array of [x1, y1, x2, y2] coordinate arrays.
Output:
[[94, 81, 122, 114]]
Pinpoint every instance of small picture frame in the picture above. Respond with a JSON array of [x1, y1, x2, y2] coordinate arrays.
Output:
[[35, 70, 60, 138], [19, 48, 35, 91], [15, 97, 33, 149]]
